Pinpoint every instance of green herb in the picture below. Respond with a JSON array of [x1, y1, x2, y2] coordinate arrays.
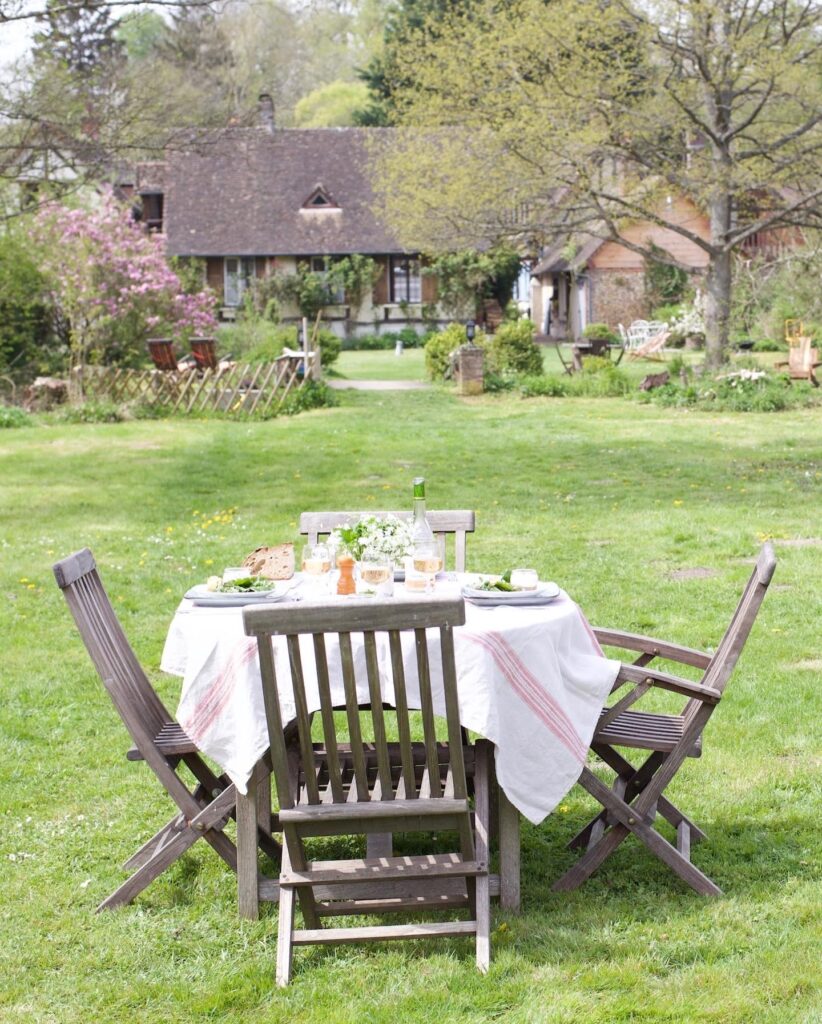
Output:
[[218, 577, 272, 593]]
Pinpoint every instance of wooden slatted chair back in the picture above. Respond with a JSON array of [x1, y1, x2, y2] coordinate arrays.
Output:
[[190, 337, 219, 370], [53, 548, 170, 751], [699, 542, 776, 697], [243, 596, 468, 810], [147, 338, 178, 371], [299, 510, 476, 573]]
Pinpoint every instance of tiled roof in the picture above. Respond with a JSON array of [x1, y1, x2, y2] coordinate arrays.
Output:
[[163, 127, 404, 257]]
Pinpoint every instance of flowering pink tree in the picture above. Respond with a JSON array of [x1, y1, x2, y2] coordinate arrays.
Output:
[[33, 192, 217, 382]]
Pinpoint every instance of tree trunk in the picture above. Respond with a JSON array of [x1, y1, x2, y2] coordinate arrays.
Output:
[[703, 183, 734, 369], [703, 248, 732, 370]]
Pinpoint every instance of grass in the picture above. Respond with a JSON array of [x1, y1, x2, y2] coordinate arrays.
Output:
[[1, 387, 821, 1023], [333, 348, 427, 380]]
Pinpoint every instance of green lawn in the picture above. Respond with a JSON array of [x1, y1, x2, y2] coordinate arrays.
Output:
[[333, 347, 427, 380], [1, 389, 820, 1023]]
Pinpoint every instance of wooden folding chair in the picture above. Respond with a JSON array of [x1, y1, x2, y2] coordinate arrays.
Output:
[[554, 543, 776, 896], [243, 595, 491, 986], [299, 510, 476, 573], [190, 337, 222, 371], [147, 338, 179, 371], [53, 548, 279, 911]]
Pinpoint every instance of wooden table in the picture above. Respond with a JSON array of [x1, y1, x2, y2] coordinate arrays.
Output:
[[162, 578, 619, 921]]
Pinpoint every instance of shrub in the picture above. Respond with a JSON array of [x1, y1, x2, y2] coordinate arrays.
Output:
[[638, 368, 820, 412], [315, 329, 341, 368], [518, 374, 569, 397], [345, 333, 397, 351], [752, 338, 785, 352], [582, 322, 619, 343], [424, 323, 469, 380], [0, 405, 32, 428], [53, 400, 124, 423], [265, 380, 338, 417], [650, 303, 684, 324], [485, 319, 542, 375]]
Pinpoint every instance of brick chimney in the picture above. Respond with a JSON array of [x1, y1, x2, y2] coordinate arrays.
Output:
[[258, 93, 275, 133]]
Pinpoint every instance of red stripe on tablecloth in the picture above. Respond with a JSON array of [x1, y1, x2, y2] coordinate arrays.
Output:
[[182, 637, 259, 743], [487, 631, 589, 761], [575, 604, 605, 656], [463, 631, 588, 762]]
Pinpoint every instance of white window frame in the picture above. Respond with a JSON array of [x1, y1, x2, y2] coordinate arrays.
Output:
[[224, 257, 256, 307]]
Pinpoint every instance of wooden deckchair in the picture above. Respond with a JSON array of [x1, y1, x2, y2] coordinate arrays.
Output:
[[243, 595, 491, 985], [147, 338, 179, 371], [299, 510, 476, 573], [554, 543, 776, 896], [190, 337, 220, 371], [53, 548, 279, 911]]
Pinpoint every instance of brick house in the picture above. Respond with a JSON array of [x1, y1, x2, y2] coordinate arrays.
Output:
[[530, 196, 796, 338], [128, 108, 445, 338]]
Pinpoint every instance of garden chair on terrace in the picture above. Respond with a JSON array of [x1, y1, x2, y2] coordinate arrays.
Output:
[[242, 595, 491, 985], [554, 543, 776, 896], [52, 548, 280, 911], [299, 509, 476, 573]]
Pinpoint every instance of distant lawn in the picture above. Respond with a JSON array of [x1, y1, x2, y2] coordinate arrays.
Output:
[[332, 340, 782, 386], [333, 347, 427, 380], [1, 389, 820, 1023]]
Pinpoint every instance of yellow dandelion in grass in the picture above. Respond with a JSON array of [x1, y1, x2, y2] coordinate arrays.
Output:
[[558, 804, 570, 813], [205, 559, 214, 566], [19, 577, 28, 584], [27, 584, 36, 591], [673, 500, 684, 507], [165, 526, 173, 534]]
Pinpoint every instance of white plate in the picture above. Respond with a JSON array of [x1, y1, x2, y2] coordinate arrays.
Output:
[[185, 583, 290, 606], [461, 581, 561, 604]]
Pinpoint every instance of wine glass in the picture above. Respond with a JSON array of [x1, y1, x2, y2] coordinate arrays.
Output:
[[408, 539, 441, 592], [302, 542, 332, 593], [360, 548, 394, 596]]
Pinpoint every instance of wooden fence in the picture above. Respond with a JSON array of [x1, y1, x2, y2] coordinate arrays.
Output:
[[76, 354, 313, 416]]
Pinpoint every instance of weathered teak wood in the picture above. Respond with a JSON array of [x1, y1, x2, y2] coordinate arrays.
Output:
[[147, 338, 179, 371], [554, 543, 777, 896], [53, 548, 280, 911], [243, 595, 491, 985], [190, 337, 219, 371], [299, 510, 476, 573]]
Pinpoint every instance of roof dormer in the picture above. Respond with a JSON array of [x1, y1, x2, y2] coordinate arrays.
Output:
[[301, 184, 338, 210]]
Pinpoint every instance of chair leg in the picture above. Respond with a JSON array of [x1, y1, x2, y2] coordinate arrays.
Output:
[[98, 826, 200, 911], [276, 885, 296, 987], [554, 767, 722, 896], [473, 740, 491, 973], [595, 745, 707, 843], [122, 813, 184, 871]]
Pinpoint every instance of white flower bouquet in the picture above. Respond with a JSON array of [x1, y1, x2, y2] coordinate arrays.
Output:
[[331, 514, 413, 564]]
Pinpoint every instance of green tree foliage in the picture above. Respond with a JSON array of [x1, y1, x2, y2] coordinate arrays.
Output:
[[295, 81, 371, 127], [425, 246, 522, 316], [0, 226, 56, 378], [355, 0, 477, 125], [375, 0, 822, 367]]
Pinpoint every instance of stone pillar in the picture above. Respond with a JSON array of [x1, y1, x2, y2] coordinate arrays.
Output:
[[455, 344, 485, 395]]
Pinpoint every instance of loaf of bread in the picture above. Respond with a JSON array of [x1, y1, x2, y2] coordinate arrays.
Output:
[[242, 543, 295, 580]]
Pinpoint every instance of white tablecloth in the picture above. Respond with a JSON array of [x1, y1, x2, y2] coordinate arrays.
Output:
[[161, 579, 619, 824]]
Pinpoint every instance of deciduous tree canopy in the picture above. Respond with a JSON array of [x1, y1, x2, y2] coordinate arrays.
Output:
[[375, 0, 822, 365]]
